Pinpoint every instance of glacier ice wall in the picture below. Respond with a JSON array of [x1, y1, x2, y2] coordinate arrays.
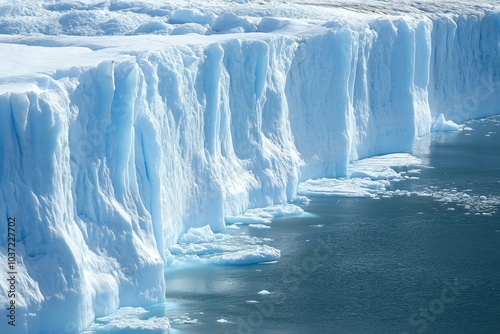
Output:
[[1, 11, 499, 333], [429, 13, 500, 121]]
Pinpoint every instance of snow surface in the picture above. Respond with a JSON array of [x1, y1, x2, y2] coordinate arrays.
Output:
[[1, 0, 500, 333]]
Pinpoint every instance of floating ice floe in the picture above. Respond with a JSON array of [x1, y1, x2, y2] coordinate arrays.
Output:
[[225, 203, 305, 225], [210, 245, 280, 265], [298, 151, 499, 214], [171, 315, 199, 325], [298, 153, 423, 198], [90, 307, 170, 332], [398, 187, 499, 216], [170, 225, 280, 265], [225, 224, 241, 230], [298, 177, 391, 198], [290, 195, 311, 205], [248, 224, 272, 229]]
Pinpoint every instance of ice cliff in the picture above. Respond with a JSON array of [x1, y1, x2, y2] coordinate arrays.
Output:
[[0, 2, 499, 333]]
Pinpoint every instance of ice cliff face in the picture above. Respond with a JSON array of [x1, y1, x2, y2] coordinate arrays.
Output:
[[0, 5, 499, 333]]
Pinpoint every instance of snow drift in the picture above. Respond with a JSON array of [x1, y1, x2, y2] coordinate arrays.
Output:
[[0, 2, 499, 333]]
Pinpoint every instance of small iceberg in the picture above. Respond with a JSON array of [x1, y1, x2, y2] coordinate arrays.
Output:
[[170, 225, 280, 265], [432, 114, 461, 132]]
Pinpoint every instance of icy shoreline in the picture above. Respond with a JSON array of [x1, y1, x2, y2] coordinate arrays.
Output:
[[1, 1, 500, 333]]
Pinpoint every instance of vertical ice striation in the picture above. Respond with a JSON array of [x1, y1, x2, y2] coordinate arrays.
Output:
[[0, 65, 165, 333], [0, 10, 499, 334], [429, 13, 500, 121], [287, 17, 435, 180]]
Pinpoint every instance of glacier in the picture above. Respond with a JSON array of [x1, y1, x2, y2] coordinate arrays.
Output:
[[0, 0, 499, 333]]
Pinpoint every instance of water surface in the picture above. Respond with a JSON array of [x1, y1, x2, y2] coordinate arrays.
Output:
[[164, 116, 500, 334]]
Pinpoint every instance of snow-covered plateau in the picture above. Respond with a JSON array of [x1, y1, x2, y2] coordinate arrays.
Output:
[[0, 0, 499, 333]]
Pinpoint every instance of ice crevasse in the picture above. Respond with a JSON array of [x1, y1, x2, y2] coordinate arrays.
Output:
[[1, 9, 500, 333]]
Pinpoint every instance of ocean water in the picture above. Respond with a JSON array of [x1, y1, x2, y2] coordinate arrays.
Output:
[[87, 115, 500, 334]]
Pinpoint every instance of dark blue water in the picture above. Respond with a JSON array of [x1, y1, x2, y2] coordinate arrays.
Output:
[[88, 116, 500, 334], [159, 116, 500, 334]]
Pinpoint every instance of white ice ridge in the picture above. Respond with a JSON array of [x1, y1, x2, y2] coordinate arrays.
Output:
[[0, 1, 500, 333], [0, 1, 499, 36]]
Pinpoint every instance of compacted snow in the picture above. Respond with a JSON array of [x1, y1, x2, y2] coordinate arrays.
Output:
[[0, 0, 499, 333]]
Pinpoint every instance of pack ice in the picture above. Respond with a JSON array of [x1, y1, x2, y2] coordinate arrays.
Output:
[[0, 0, 499, 332]]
